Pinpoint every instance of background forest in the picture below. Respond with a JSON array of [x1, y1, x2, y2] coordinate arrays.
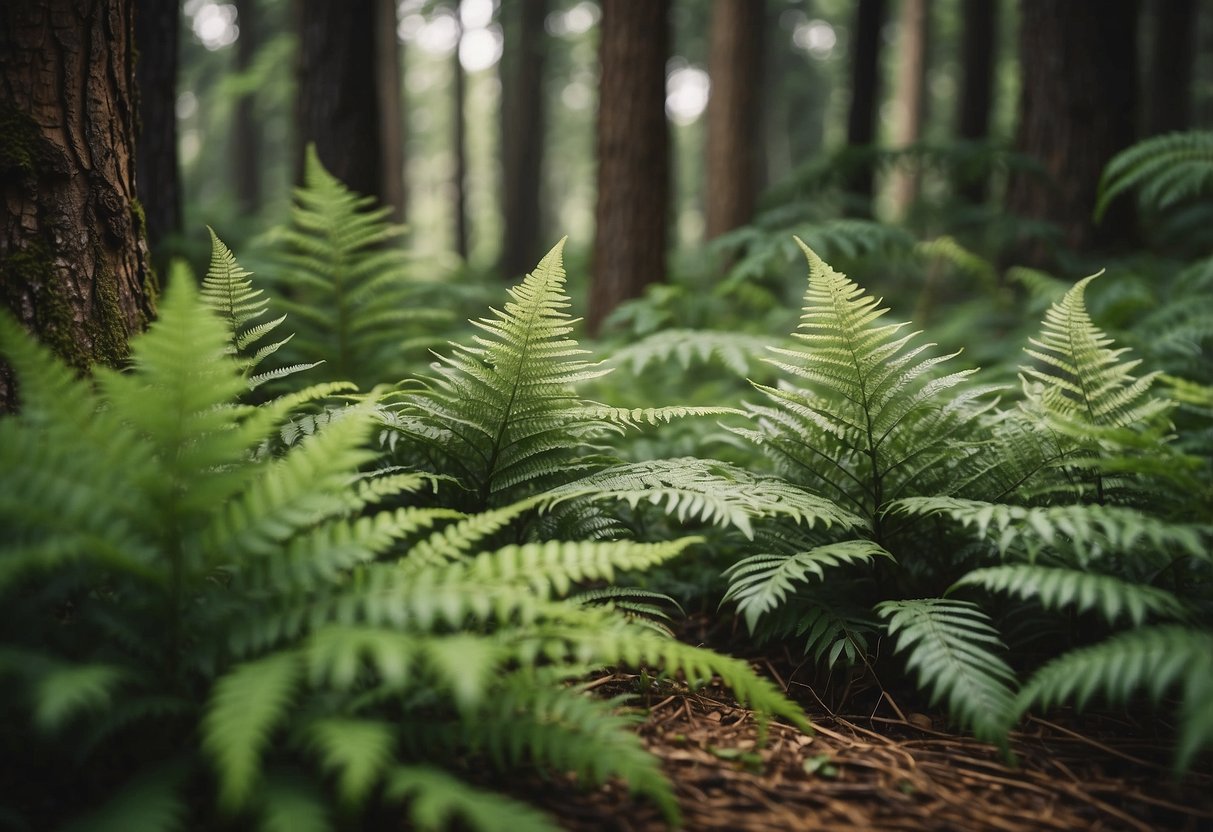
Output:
[[2, 1, 1213, 830]]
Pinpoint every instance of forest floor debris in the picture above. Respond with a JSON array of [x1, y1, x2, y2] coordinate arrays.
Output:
[[516, 671, 1213, 831]]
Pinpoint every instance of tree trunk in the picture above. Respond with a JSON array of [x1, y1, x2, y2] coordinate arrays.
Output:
[[844, 0, 888, 211], [1145, 0, 1195, 135], [1, 0, 156, 413], [232, 0, 262, 217], [589, 0, 671, 334], [134, 0, 181, 275], [452, 2, 470, 260], [704, 0, 764, 239], [887, 0, 929, 219], [955, 0, 997, 202], [294, 0, 382, 199], [1007, 0, 1139, 260], [376, 0, 406, 223], [499, 0, 549, 279]]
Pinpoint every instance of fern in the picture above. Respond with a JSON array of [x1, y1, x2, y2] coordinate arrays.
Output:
[[607, 329, 779, 375], [1018, 626, 1213, 771], [1096, 130, 1213, 220], [876, 599, 1018, 745], [265, 146, 448, 388]]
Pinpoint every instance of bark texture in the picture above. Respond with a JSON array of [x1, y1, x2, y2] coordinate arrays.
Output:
[[1145, 0, 1195, 135], [376, 0, 406, 223], [134, 0, 181, 272], [589, 0, 670, 334], [294, 0, 383, 199], [499, 0, 549, 279], [1007, 0, 1139, 259], [844, 0, 887, 210], [704, 0, 764, 239], [955, 0, 996, 202], [1, 0, 156, 412], [233, 0, 262, 216]]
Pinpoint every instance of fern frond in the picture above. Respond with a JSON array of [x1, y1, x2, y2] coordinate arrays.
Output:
[[1096, 131, 1213, 219], [724, 540, 892, 631], [573, 403, 744, 427], [551, 457, 865, 539], [61, 766, 188, 832], [952, 565, 1188, 626], [256, 776, 333, 832], [876, 599, 1018, 745], [1019, 625, 1213, 771], [386, 766, 563, 832], [891, 496, 1210, 563], [607, 329, 778, 375], [303, 718, 396, 805]]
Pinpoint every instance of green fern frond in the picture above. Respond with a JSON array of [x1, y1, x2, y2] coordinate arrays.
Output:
[[386, 766, 563, 832], [952, 565, 1188, 625], [61, 766, 188, 832], [390, 239, 617, 508], [203, 651, 304, 810], [891, 496, 1210, 563], [201, 228, 318, 387], [1096, 131, 1213, 219], [876, 599, 1018, 745], [550, 457, 865, 540], [743, 241, 995, 530], [1019, 625, 1213, 771], [573, 403, 744, 427], [607, 329, 779, 375], [256, 776, 333, 832], [724, 540, 892, 631], [303, 718, 396, 805]]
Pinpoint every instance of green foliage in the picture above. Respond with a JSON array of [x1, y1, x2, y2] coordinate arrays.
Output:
[[265, 146, 448, 388], [1096, 131, 1213, 220]]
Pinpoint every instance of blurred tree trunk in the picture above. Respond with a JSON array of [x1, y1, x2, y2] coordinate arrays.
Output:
[[589, 0, 670, 334], [1145, 0, 1195, 135], [452, 1, 469, 260], [844, 0, 887, 213], [704, 0, 764, 239], [955, 0, 997, 202], [134, 0, 182, 276], [1, 0, 156, 413], [1007, 0, 1139, 260], [887, 0, 929, 219], [377, 0, 406, 223], [294, 0, 383, 199], [499, 0, 548, 278], [233, 0, 262, 217]]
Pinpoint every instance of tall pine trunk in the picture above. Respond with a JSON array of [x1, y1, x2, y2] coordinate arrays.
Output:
[[887, 0, 930, 219], [1145, 0, 1196, 135], [704, 0, 764, 239], [1008, 0, 1139, 261], [499, 0, 549, 279], [844, 0, 887, 213], [955, 0, 997, 202], [452, 1, 470, 260], [134, 0, 182, 274], [294, 0, 383, 199], [1, 0, 156, 412], [589, 0, 670, 334]]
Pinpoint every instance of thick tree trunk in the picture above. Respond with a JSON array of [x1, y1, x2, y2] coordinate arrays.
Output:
[[232, 0, 262, 217], [589, 0, 670, 335], [704, 0, 764, 239], [1, 0, 156, 413], [955, 0, 997, 202], [1007, 0, 1139, 260], [887, 0, 930, 218], [452, 3, 470, 260], [134, 0, 181, 274], [294, 0, 382, 199], [376, 0, 406, 223], [844, 0, 887, 211], [499, 0, 549, 279], [1145, 0, 1195, 135]]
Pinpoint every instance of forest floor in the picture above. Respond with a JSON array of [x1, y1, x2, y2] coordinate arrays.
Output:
[[510, 620, 1213, 831]]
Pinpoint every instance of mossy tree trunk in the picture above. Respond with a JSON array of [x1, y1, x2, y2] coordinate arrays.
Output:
[[704, 0, 764, 240], [1, 0, 156, 413], [589, 0, 671, 334]]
